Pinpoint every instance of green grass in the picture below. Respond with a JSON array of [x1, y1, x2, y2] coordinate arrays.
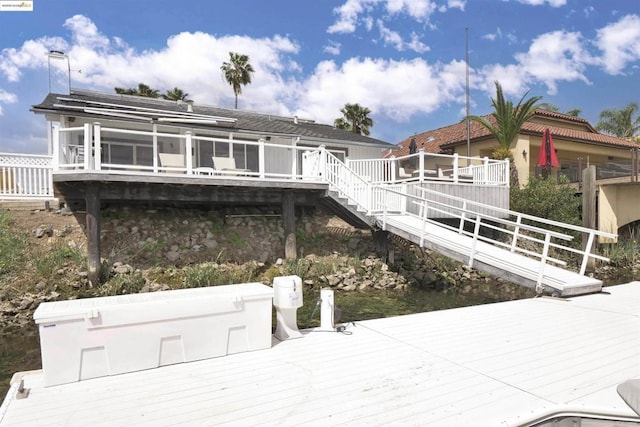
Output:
[[0, 210, 27, 277]]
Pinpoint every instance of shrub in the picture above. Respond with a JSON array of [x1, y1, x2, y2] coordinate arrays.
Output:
[[511, 176, 581, 225]]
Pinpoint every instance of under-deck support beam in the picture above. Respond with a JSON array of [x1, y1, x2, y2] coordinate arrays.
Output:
[[283, 191, 296, 260], [85, 182, 101, 285]]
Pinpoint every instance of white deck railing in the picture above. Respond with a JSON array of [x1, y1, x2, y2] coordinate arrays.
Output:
[[320, 150, 615, 285], [348, 151, 509, 186], [0, 153, 54, 199]]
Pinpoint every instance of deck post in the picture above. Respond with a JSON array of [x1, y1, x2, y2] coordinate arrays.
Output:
[[93, 122, 102, 171], [372, 229, 389, 261], [582, 165, 597, 271], [85, 182, 102, 285], [282, 191, 296, 260]]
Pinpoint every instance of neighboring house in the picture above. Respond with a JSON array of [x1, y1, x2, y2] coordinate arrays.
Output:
[[391, 110, 639, 187]]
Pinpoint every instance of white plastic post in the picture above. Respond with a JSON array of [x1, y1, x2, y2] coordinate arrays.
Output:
[[320, 288, 335, 331]]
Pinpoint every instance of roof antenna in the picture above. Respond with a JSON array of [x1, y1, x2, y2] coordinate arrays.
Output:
[[465, 27, 471, 158]]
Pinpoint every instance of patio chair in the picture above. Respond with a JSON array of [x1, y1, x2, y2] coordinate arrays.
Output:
[[158, 153, 185, 173], [212, 156, 251, 175], [398, 167, 412, 179]]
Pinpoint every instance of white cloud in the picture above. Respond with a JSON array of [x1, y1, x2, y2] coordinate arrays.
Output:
[[377, 20, 404, 51], [296, 57, 465, 123], [328, 0, 440, 35], [447, 0, 465, 11], [327, 0, 378, 34], [515, 30, 592, 94], [377, 21, 430, 53], [483, 28, 502, 41], [0, 37, 68, 82], [0, 88, 17, 116], [384, 0, 438, 21], [516, 0, 567, 6], [594, 14, 640, 75], [324, 41, 342, 55]]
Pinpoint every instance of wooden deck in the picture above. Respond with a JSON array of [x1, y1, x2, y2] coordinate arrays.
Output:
[[2, 282, 639, 426]]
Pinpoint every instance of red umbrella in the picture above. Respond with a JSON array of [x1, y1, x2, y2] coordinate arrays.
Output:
[[537, 128, 559, 168]]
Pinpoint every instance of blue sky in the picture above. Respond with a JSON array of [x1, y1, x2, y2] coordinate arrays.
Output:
[[0, 0, 639, 153]]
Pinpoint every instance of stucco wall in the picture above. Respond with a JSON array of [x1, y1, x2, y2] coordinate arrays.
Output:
[[599, 183, 640, 240]]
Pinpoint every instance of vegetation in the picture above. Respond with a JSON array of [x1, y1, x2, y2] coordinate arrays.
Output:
[[162, 87, 190, 101], [537, 103, 582, 117], [220, 52, 255, 109], [114, 84, 191, 102], [0, 211, 26, 277], [334, 103, 374, 136], [466, 81, 542, 187], [115, 83, 160, 98], [466, 81, 542, 160], [596, 102, 640, 139], [510, 175, 581, 226]]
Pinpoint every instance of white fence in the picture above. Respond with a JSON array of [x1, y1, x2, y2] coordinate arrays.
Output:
[[348, 152, 510, 186], [0, 153, 54, 200]]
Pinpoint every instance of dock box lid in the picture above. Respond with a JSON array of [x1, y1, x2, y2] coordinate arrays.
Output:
[[33, 283, 273, 327]]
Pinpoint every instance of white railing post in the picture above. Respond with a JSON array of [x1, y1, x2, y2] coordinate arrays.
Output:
[[458, 201, 467, 234], [152, 123, 158, 173], [420, 200, 428, 247], [93, 122, 102, 171], [418, 149, 425, 182], [185, 131, 193, 174], [504, 159, 510, 186], [259, 139, 266, 179], [483, 156, 489, 184], [580, 232, 596, 275], [453, 153, 459, 183], [468, 215, 482, 268], [291, 140, 298, 179], [510, 215, 522, 252], [390, 155, 397, 182], [83, 123, 92, 170], [51, 123, 60, 171], [536, 233, 552, 292]]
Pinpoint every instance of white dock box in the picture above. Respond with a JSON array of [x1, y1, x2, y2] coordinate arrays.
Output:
[[33, 283, 273, 387]]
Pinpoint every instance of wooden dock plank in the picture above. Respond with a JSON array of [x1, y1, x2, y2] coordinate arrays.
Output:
[[2, 283, 639, 426]]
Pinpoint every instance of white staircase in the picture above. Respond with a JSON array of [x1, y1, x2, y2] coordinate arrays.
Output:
[[319, 150, 615, 297]]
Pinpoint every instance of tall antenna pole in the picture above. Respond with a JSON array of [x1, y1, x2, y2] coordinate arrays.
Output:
[[465, 27, 471, 158]]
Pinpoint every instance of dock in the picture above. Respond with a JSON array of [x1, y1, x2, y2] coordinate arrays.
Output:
[[1, 282, 639, 426]]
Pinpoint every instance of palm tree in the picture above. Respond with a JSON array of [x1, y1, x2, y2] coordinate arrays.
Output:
[[466, 81, 542, 160], [220, 52, 255, 109], [596, 102, 640, 139], [466, 81, 542, 187], [114, 83, 160, 98], [162, 87, 190, 101], [334, 103, 374, 136]]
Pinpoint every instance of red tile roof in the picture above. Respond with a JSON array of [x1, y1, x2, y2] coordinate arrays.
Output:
[[388, 110, 639, 157]]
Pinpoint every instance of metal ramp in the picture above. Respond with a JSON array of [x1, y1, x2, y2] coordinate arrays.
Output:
[[318, 150, 616, 297], [382, 214, 602, 296]]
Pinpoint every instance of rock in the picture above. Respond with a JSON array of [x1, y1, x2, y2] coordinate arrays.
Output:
[[166, 251, 180, 262], [35, 224, 53, 238]]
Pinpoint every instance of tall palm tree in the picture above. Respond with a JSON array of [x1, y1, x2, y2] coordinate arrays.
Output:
[[334, 103, 374, 136], [466, 81, 541, 188], [114, 83, 160, 98], [466, 81, 542, 160], [220, 52, 255, 109], [162, 87, 190, 101], [596, 102, 640, 139]]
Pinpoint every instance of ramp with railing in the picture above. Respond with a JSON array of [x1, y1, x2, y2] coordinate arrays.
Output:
[[319, 148, 615, 296]]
